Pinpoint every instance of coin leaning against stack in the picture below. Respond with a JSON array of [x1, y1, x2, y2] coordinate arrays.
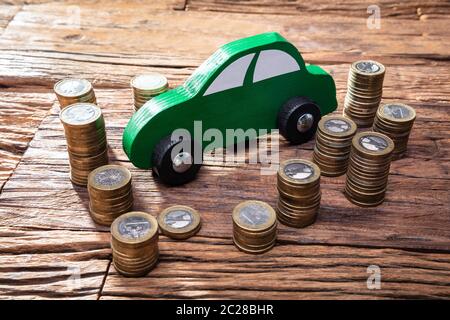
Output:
[[313, 115, 357, 177], [131, 74, 168, 112], [60, 103, 108, 186], [343, 60, 386, 127], [373, 103, 416, 160], [158, 205, 201, 240], [88, 165, 133, 226], [345, 132, 394, 207], [111, 211, 159, 277], [277, 159, 321, 228], [232, 200, 277, 254], [54, 78, 97, 109]]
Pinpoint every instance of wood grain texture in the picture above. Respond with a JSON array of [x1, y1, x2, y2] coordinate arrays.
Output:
[[0, 91, 54, 191], [0, 227, 110, 299], [0, 84, 448, 251], [0, 0, 449, 300], [186, 0, 450, 19], [102, 239, 450, 299]]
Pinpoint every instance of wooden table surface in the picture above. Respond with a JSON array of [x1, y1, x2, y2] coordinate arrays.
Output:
[[0, 0, 449, 299]]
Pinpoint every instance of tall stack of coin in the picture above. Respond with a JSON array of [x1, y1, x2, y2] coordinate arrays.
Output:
[[60, 103, 108, 186], [88, 165, 133, 226], [130, 74, 168, 112], [343, 60, 385, 127], [158, 205, 201, 240], [345, 132, 394, 207], [111, 212, 159, 277], [277, 159, 321, 228], [232, 200, 277, 254], [54, 78, 97, 109], [373, 103, 416, 160], [313, 115, 357, 177]]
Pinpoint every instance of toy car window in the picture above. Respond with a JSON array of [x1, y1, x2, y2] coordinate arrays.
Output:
[[204, 53, 255, 96], [253, 49, 300, 83]]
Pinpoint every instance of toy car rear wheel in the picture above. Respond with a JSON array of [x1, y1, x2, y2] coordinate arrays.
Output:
[[152, 135, 202, 186], [277, 96, 321, 144]]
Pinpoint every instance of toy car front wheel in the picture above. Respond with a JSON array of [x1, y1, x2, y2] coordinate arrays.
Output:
[[277, 96, 321, 144], [152, 135, 202, 186]]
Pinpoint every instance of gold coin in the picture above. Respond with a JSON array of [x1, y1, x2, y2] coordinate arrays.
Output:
[[111, 211, 158, 245], [157, 205, 201, 240], [232, 200, 276, 233]]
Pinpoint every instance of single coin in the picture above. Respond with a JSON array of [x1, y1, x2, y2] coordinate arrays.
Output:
[[353, 60, 384, 75], [278, 159, 320, 185], [320, 115, 357, 137], [111, 211, 158, 244], [131, 74, 168, 93], [380, 103, 416, 123], [88, 165, 131, 191], [54, 78, 92, 97], [232, 200, 276, 232], [60, 103, 101, 126], [352, 131, 394, 158], [158, 205, 201, 240]]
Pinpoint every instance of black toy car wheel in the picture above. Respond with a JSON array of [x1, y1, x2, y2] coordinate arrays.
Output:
[[152, 135, 202, 186], [277, 96, 321, 144]]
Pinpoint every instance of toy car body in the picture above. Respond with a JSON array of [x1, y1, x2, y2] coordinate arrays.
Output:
[[123, 32, 337, 184]]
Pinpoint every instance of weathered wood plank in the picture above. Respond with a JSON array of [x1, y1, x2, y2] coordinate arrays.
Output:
[[0, 227, 110, 299], [0, 1, 448, 89], [0, 86, 448, 252], [0, 91, 54, 191], [0, 4, 21, 36], [186, 0, 450, 19], [102, 239, 450, 299]]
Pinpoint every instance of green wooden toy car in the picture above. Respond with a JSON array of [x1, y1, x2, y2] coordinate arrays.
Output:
[[123, 32, 337, 185]]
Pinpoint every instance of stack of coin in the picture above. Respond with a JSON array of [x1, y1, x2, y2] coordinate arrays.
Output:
[[88, 165, 133, 226], [158, 205, 201, 240], [313, 115, 357, 177], [232, 200, 277, 254], [60, 103, 108, 186], [343, 60, 386, 127], [373, 103, 416, 160], [131, 74, 168, 112], [54, 78, 97, 109], [277, 159, 321, 228], [111, 211, 159, 277], [345, 132, 394, 207]]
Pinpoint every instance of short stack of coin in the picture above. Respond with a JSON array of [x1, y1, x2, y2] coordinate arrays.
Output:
[[313, 115, 357, 177], [232, 200, 277, 254], [373, 103, 416, 160], [345, 132, 394, 207], [60, 103, 108, 186], [343, 60, 386, 127], [54, 78, 97, 109], [111, 212, 159, 277], [131, 74, 168, 112], [158, 205, 201, 240], [88, 165, 133, 226], [277, 159, 321, 228]]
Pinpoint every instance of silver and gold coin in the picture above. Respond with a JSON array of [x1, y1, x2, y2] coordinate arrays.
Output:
[[111, 211, 159, 277], [158, 205, 201, 240], [87, 165, 133, 226], [313, 115, 357, 176], [232, 200, 277, 254], [277, 159, 321, 228], [59, 103, 108, 186], [373, 103, 416, 160], [54, 78, 96, 109], [130, 73, 168, 112], [343, 60, 386, 127], [345, 131, 394, 207]]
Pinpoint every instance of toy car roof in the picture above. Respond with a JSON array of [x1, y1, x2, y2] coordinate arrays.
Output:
[[184, 32, 304, 96]]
